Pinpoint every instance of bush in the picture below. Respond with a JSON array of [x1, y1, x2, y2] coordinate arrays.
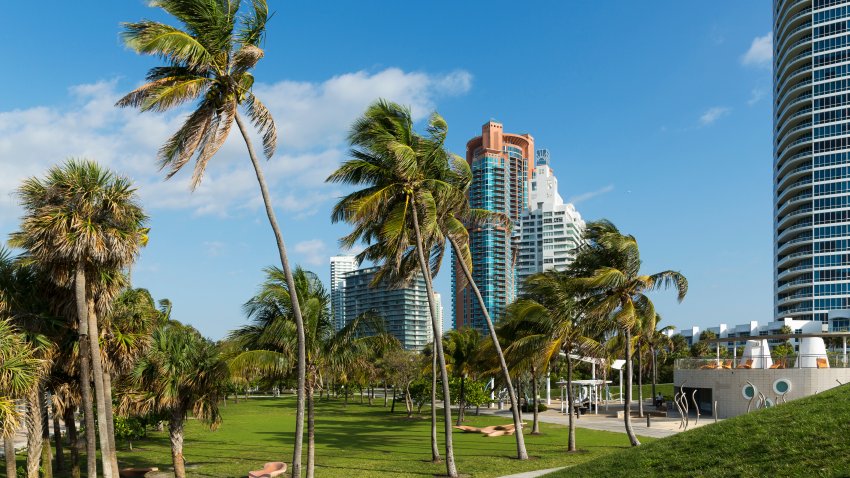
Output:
[[520, 402, 548, 413]]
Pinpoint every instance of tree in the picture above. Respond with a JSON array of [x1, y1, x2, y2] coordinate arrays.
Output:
[[10, 160, 148, 477], [569, 220, 687, 447], [504, 270, 601, 450], [328, 100, 459, 477], [443, 328, 482, 425], [384, 350, 420, 418], [116, 3, 310, 474], [119, 322, 227, 478]]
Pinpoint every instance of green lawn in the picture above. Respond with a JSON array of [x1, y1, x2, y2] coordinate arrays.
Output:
[[607, 382, 673, 400], [3, 397, 655, 477], [548, 384, 850, 477]]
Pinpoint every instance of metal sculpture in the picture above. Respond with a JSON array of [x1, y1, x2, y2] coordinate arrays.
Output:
[[691, 389, 700, 426]]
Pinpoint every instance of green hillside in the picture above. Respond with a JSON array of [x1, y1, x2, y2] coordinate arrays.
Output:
[[549, 384, 850, 478]]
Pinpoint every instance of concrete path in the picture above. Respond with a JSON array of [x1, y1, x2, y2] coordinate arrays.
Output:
[[478, 402, 714, 439], [497, 466, 566, 478]]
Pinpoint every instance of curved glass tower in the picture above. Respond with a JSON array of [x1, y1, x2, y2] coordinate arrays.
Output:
[[775, 0, 850, 322]]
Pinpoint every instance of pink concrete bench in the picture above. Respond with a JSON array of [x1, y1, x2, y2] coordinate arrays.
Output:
[[248, 462, 287, 478]]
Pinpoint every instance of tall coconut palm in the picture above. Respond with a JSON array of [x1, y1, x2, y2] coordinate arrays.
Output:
[[570, 220, 687, 446], [433, 153, 529, 459], [328, 100, 459, 477], [504, 270, 601, 450], [116, 3, 309, 473], [119, 322, 227, 478], [11, 160, 148, 476], [643, 316, 674, 403]]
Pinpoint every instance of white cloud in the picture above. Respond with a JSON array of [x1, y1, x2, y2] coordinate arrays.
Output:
[[699, 107, 731, 126], [741, 33, 772, 67], [747, 88, 766, 106], [569, 184, 614, 205], [0, 68, 472, 226], [294, 239, 326, 266]]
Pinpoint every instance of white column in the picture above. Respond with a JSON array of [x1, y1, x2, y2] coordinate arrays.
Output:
[[619, 369, 624, 404], [843, 337, 847, 365], [546, 371, 551, 405]]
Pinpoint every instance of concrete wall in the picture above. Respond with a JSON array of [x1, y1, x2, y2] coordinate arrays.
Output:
[[674, 368, 850, 418]]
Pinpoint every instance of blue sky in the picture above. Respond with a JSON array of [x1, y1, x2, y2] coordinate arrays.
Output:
[[0, 1, 773, 339]]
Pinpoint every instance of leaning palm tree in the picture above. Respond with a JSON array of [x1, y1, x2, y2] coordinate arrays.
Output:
[[10, 160, 148, 477], [432, 151, 529, 459], [570, 220, 687, 446], [116, 3, 309, 473], [504, 270, 602, 450], [328, 100, 459, 477], [119, 322, 228, 478]]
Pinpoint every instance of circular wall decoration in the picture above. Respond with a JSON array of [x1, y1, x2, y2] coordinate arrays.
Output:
[[773, 378, 792, 395], [763, 398, 775, 408], [742, 383, 757, 400]]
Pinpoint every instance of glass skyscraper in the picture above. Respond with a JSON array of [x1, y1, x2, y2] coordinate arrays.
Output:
[[453, 121, 534, 331], [775, 0, 850, 322]]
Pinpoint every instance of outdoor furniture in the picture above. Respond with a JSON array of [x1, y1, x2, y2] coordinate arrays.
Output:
[[723, 360, 733, 369], [451, 423, 523, 437], [737, 359, 753, 369], [248, 462, 287, 478], [118, 468, 159, 478], [817, 358, 829, 369]]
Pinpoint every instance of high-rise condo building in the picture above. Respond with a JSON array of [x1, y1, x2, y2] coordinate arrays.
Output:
[[330, 255, 358, 330], [343, 266, 432, 350], [774, 0, 850, 323], [453, 121, 534, 332], [517, 150, 585, 290], [433, 292, 444, 338]]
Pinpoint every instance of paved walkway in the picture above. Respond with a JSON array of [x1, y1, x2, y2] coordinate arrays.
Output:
[[498, 467, 566, 478], [478, 401, 715, 439]]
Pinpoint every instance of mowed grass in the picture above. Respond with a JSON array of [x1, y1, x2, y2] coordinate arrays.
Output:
[[607, 382, 673, 400], [549, 384, 850, 478], [2, 397, 653, 478]]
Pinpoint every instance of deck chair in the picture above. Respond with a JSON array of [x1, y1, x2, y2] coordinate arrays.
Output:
[[737, 359, 753, 369], [769, 362, 782, 369], [723, 360, 733, 369], [248, 462, 287, 478], [453, 425, 482, 433], [817, 358, 829, 369]]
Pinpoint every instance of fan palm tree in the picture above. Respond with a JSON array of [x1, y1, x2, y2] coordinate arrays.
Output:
[[10, 159, 148, 476], [432, 152, 529, 459], [570, 220, 687, 446], [327, 100, 459, 477], [119, 322, 227, 478], [504, 270, 602, 450], [116, 3, 310, 473], [443, 328, 482, 425]]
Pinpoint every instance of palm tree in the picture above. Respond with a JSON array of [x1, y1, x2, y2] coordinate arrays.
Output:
[[119, 322, 227, 478], [641, 315, 674, 409], [429, 137, 529, 459], [504, 270, 601, 449], [0, 319, 43, 478], [443, 328, 482, 425], [328, 100, 459, 477], [570, 220, 687, 446], [116, 3, 310, 473], [11, 160, 148, 477]]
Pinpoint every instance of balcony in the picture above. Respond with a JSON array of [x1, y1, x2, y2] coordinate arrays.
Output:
[[776, 176, 813, 203], [775, 121, 812, 150], [776, 50, 812, 86], [777, 206, 813, 229], [775, 65, 812, 99], [777, 277, 811, 292], [776, 150, 812, 177], [777, 233, 814, 254], [777, 262, 813, 280], [775, 8, 812, 55]]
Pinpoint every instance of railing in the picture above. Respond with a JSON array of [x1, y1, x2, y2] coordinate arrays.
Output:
[[676, 354, 850, 370]]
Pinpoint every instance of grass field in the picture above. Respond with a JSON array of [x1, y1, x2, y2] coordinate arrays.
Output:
[[2, 397, 654, 477], [549, 384, 850, 477], [607, 382, 673, 400]]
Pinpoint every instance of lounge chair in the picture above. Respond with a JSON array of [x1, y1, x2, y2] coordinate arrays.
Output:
[[817, 358, 829, 369], [736, 359, 753, 369], [248, 462, 287, 478], [769, 362, 781, 369], [723, 360, 733, 369]]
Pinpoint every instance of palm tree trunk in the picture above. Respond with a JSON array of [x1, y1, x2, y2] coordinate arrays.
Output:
[[651, 346, 657, 401], [85, 298, 115, 478], [566, 356, 576, 452], [64, 407, 81, 478], [4, 435, 16, 478], [39, 390, 53, 478], [169, 411, 186, 478], [235, 113, 306, 478], [455, 377, 464, 426], [74, 265, 98, 478], [384, 380, 388, 408], [306, 382, 315, 478], [430, 353, 440, 463], [26, 388, 42, 478], [405, 385, 413, 418], [53, 406, 64, 473], [101, 370, 119, 474], [410, 197, 457, 478], [448, 236, 528, 459], [531, 367, 540, 435], [623, 329, 640, 446], [637, 342, 644, 418]]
